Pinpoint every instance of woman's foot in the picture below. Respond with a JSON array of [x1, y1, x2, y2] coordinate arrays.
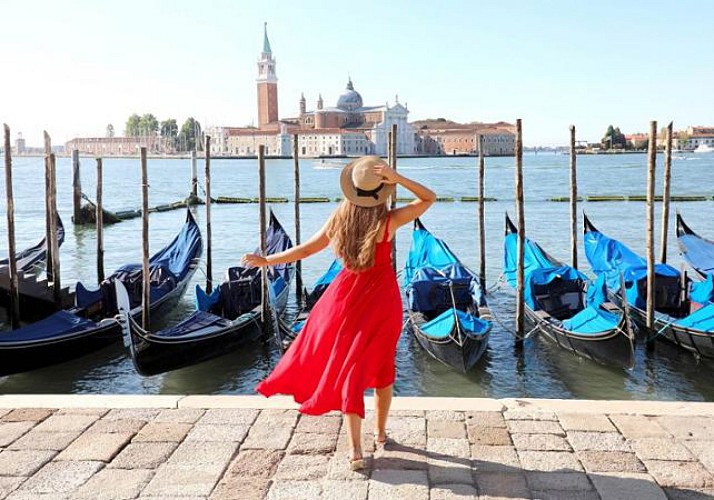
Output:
[[374, 431, 390, 450], [349, 450, 365, 471]]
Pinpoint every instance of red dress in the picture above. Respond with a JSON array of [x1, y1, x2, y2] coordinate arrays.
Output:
[[256, 215, 403, 418]]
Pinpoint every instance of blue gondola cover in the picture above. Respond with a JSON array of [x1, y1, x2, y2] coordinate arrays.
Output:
[[679, 233, 714, 276], [420, 308, 490, 339]]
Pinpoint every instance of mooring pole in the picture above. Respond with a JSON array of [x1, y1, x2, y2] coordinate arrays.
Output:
[[646, 120, 657, 333], [96, 158, 104, 282], [478, 134, 486, 291], [72, 149, 82, 224], [292, 134, 302, 304], [660, 122, 673, 264], [43, 131, 53, 278], [569, 125, 578, 270], [515, 119, 525, 345], [389, 123, 398, 271], [258, 145, 269, 336], [205, 136, 213, 294], [191, 149, 198, 199], [140, 147, 150, 330], [3, 124, 19, 328], [48, 152, 61, 306]]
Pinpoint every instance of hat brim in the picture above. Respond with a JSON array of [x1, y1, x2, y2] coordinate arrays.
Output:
[[339, 160, 396, 208]]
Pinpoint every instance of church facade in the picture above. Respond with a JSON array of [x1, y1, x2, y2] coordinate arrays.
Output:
[[208, 25, 415, 157]]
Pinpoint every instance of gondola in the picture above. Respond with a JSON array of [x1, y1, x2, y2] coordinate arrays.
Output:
[[404, 219, 491, 372], [0, 210, 202, 375], [584, 214, 714, 358], [676, 213, 714, 278], [118, 211, 294, 375], [504, 214, 633, 368], [276, 259, 341, 351], [0, 215, 65, 275]]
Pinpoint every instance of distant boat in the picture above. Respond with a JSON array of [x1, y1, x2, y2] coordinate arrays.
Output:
[[693, 144, 714, 153]]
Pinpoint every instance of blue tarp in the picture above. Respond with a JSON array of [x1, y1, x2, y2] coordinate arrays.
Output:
[[583, 227, 679, 308], [675, 303, 714, 331], [503, 233, 588, 310], [420, 308, 490, 339], [0, 310, 97, 342], [679, 234, 714, 276], [314, 260, 342, 288], [404, 225, 460, 287], [562, 306, 620, 335], [586, 274, 608, 307], [407, 264, 477, 313], [691, 275, 714, 304]]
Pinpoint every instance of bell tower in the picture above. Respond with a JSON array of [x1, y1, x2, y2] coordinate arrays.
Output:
[[257, 22, 278, 128]]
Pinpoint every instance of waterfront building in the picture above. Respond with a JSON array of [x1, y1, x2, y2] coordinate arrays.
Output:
[[675, 126, 714, 151], [64, 136, 167, 156], [413, 119, 515, 156], [14, 133, 25, 154]]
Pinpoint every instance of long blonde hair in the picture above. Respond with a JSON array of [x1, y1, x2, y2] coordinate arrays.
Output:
[[327, 200, 388, 271]]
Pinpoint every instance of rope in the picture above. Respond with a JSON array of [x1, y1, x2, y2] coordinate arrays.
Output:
[[486, 274, 506, 294], [646, 315, 677, 342], [489, 305, 539, 341]]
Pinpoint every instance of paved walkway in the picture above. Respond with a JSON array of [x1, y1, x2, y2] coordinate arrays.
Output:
[[0, 396, 713, 499]]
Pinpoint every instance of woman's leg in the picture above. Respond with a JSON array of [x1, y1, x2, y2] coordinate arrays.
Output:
[[344, 413, 363, 460], [374, 384, 393, 441]]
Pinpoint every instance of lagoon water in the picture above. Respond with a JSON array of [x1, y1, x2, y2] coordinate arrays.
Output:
[[2, 151, 714, 400]]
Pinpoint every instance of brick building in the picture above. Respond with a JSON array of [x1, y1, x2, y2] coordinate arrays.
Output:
[[413, 120, 515, 156]]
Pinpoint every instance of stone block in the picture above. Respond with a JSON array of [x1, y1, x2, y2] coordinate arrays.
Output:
[[0, 449, 55, 476], [33, 415, 97, 434], [644, 460, 714, 488], [184, 424, 249, 443], [108, 442, 178, 470], [55, 408, 109, 418], [287, 431, 337, 455], [371, 442, 427, 471], [141, 464, 223, 497], [663, 488, 714, 500], [72, 468, 152, 499], [1, 409, 54, 423], [0, 422, 36, 447], [467, 426, 511, 446], [512, 433, 571, 452], [325, 454, 370, 481], [427, 420, 466, 439], [153, 408, 205, 423], [267, 480, 322, 500], [577, 451, 645, 473], [56, 432, 132, 462], [531, 490, 599, 500], [197, 408, 259, 426], [526, 471, 593, 491], [0, 477, 25, 498], [273, 453, 328, 481], [425, 410, 465, 421], [429, 483, 479, 500], [210, 478, 269, 500], [102, 409, 160, 422], [567, 431, 630, 452], [132, 422, 192, 442], [589, 471, 667, 500], [518, 450, 583, 472], [368, 469, 429, 500], [507, 419, 565, 435], [427, 438, 471, 459], [629, 437, 694, 461], [558, 413, 616, 432], [86, 419, 146, 435], [504, 409, 557, 421], [321, 479, 369, 500], [472, 444, 521, 472], [428, 462, 473, 485], [476, 471, 530, 499], [166, 441, 238, 468], [9, 431, 81, 451], [464, 411, 507, 428], [294, 414, 340, 434], [241, 424, 293, 450], [609, 414, 670, 439], [223, 449, 284, 479], [17, 460, 103, 494], [657, 416, 714, 441]]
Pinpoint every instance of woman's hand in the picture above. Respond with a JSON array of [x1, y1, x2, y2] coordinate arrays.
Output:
[[372, 164, 400, 184], [241, 253, 269, 268]]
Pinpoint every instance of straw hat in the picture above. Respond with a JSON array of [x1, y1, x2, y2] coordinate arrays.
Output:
[[339, 156, 395, 208]]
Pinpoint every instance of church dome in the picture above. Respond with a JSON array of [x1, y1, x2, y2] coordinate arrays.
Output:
[[336, 78, 363, 111]]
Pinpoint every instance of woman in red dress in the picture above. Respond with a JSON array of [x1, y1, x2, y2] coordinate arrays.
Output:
[[243, 155, 435, 470]]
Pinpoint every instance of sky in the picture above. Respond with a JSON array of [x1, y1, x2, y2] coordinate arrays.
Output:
[[1, 0, 712, 147]]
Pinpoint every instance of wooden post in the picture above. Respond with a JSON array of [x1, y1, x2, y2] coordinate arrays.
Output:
[[515, 119, 525, 344], [72, 149, 82, 224], [660, 122, 673, 264], [96, 158, 104, 282], [3, 124, 19, 328], [258, 145, 269, 336], [569, 125, 578, 270], [389, 123, 398, 271], [477, 134, 486, 291], [140, 147, 150, 330], [191, 149, 198, 198], [205, 136, 213, 294], [293, 134, 302, 304], [646, 120, 657, 332], [43, 131, 53, 278], [48, 153, 61, 306]]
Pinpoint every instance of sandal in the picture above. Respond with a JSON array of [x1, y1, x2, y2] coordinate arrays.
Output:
[[349, 453, 365, 471], [374, 432, 391, 450]]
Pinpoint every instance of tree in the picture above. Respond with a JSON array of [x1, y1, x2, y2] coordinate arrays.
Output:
[[138, 113, 159, 137], [160, 119, 178, 151], [601, 125, 627, 150], [178, 117, 202, 152], [106, 124, 115, 138], [125, 114, 140, 137]]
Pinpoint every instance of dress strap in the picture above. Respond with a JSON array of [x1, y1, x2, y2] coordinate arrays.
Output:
[[381, 213, 391, 243]]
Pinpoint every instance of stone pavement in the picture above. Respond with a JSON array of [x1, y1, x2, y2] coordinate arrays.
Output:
[[0, 396, 713, 499]]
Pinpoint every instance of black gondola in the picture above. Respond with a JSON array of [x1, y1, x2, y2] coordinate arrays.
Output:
[[676, 212, 714, 278], [118, 211, 294, 375], [0, 210, 202, 375], [504, 214, 633, 368], [403, 219, 491, 373], [584, 214, 714, 359]]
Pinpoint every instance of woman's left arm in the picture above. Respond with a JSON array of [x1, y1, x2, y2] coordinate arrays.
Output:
[[242, 221, 330, 268]]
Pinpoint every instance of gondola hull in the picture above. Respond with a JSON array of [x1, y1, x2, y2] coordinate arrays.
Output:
[[409, 311, 490, 373], [524, 307, 634, 369]]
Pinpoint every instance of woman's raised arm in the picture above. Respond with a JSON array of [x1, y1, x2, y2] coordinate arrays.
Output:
[[242, 220, 330, 268], [372, 164, 436, 230]]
